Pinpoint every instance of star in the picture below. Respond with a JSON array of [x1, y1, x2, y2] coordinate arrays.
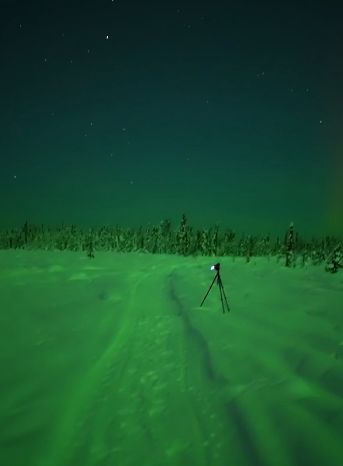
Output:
[[13, 175, 17, 179], [106, 35, 109, 40]]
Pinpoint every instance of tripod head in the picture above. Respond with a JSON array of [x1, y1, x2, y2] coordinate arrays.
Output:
[[210, 263, 220, 272]]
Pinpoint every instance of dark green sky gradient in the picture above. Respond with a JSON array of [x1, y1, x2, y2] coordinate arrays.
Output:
[[1, 0, 342, 236]]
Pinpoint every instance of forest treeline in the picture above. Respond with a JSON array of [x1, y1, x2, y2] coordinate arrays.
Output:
[[0, 215, 341, 271]]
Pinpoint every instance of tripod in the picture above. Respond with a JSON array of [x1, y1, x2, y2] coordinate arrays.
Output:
[[200, 263, 230, 313]]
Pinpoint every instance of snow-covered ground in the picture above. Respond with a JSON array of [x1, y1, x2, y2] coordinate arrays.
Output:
[[0, 250, 342, 466]]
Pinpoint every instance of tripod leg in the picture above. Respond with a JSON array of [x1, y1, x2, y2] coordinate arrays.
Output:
[[200, 273, 218, 307], [219, 282, 225, 313], [218, 278, 230, 313]]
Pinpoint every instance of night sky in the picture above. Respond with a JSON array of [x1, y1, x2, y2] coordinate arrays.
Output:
[[1, 0, 342, 236]]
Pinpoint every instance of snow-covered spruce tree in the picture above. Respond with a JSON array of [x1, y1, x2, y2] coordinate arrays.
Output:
[[176, 214, 190, 255], [284, 222, 296, 267], [247, 235, 257, 262], [85, 229, 95, 259], [210, 225, 219, 256], [325, 243, 342, 273], [200, 228, 210, 256]]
